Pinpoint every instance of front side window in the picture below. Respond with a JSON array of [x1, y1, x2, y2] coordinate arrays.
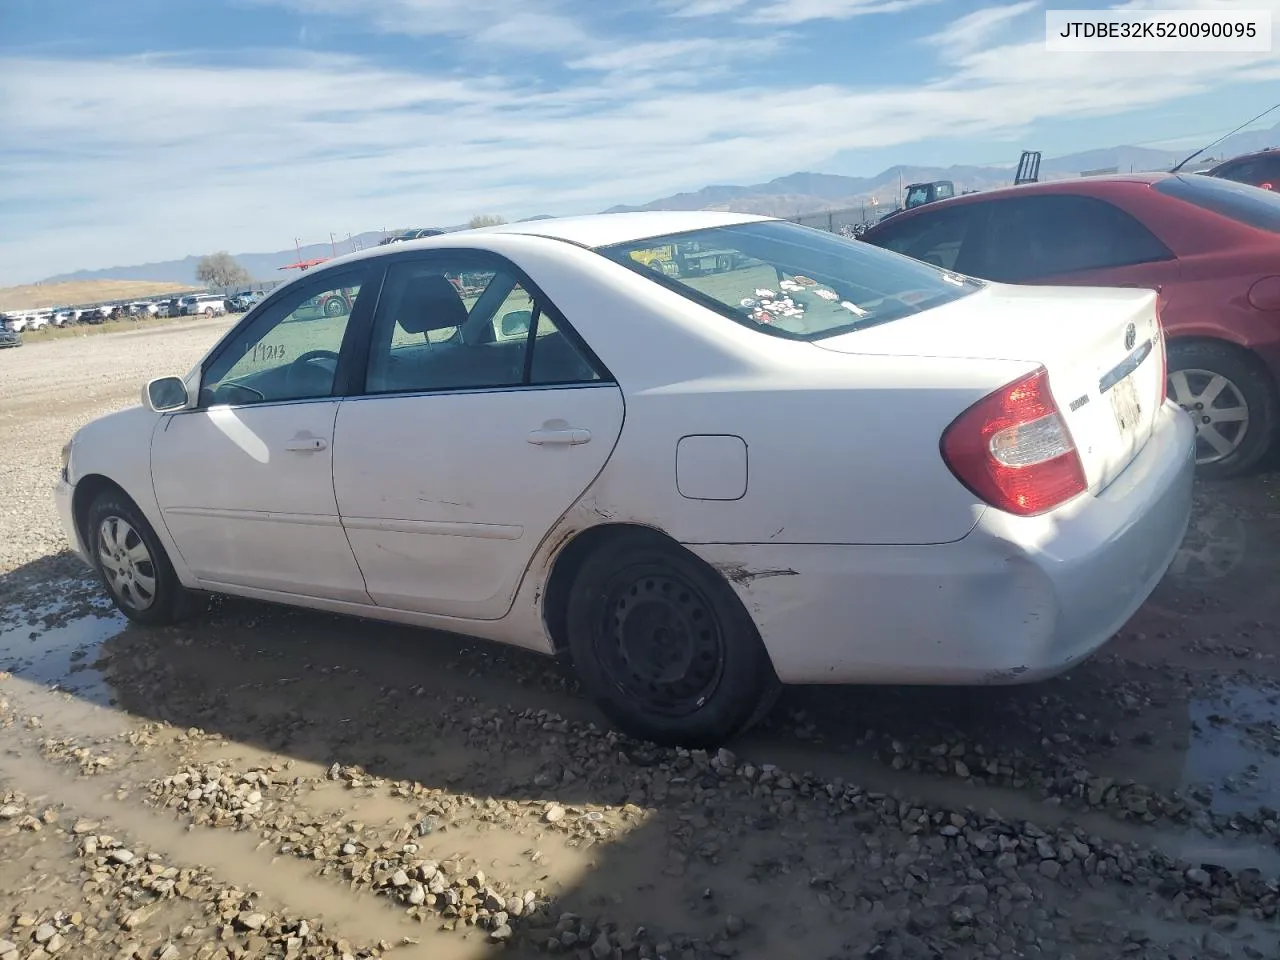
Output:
[[598, 220, 981, 340], [364, 257, 603, 395], [199, 269, 367, 406], [1155, 174, 1280, 233]]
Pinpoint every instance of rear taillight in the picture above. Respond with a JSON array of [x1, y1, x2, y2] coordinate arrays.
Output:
[[941, 366, 1087, 517]]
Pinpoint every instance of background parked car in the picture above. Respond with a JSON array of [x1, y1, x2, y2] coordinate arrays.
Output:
[[1207, 148, 1279, 191], [228, 291, 263, 312], [860, 173, 1280, 478], [180, 295, 227, 317]]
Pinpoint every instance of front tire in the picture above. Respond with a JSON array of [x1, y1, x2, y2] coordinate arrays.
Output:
[[565, 530, 778, 747], [86, 492, 205, 626], [1167, 340, 1276, 480]]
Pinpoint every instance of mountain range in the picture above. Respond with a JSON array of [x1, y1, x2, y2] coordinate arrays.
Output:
[[44, 122, 1279, 286]]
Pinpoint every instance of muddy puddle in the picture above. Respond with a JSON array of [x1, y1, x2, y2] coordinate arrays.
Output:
[[1182, 684, 1280, 816], [0, 595, 124, 706]]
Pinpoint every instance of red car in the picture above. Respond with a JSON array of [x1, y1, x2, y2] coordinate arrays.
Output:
[[860, 173, 1280, 478], [1207, 148, 1279, 192]]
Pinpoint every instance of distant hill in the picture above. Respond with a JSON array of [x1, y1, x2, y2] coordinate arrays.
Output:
[[44, 231, 393, 286], [40, 121, 1278, 284], [603, 121, 1279, 218], [0, 279, 196, 311]]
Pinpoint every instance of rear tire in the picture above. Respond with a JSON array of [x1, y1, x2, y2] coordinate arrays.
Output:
[[86, 492, 207, 626], [565, 530, 779, 747], [1167, 340, 1276, 480]]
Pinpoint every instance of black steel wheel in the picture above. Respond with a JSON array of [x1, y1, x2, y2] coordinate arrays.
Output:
[[565, 530, 778, 747], [596, 569, 726, 719]]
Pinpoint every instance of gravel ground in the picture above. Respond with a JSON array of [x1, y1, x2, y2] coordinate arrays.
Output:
[[1, 323, 1279, 960]]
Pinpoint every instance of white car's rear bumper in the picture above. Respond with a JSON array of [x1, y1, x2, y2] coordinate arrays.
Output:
[[691, 401, 1195, 685]]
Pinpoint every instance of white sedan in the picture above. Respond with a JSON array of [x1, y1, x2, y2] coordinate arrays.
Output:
[[54, 211, 1195, 746]]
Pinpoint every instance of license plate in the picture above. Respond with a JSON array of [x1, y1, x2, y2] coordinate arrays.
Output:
[[1110, 374, 1142, 434]]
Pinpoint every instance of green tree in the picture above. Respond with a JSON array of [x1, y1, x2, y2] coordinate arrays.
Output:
[[196, 251, 252, 288], [468, 214, 507, 229]]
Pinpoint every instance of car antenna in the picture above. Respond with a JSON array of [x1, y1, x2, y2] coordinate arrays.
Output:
[[1169, 101, 1280, 173]]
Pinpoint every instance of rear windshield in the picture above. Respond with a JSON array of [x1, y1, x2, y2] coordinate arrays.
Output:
[[1154, 174, 1280, 234], [596, 219, 981, 340]]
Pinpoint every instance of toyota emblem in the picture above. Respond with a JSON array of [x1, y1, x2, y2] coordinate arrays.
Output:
[[1124, 323, 1136, 351]]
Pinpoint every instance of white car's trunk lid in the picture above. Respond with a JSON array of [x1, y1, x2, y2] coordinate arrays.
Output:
[[815, 283, 1165, 494]]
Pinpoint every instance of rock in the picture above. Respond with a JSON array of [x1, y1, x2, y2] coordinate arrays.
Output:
[[506, 896, 524, 917], [1202, 932, 1233, 958], [408, 883, 427, 905], [157, 947, 180, 960], [0, 941, 15, 955], [725, 915, 745, 937], [33, 925, 56, 944], [390, 869, 410, 887], [1186, 867, 1212, 887], [108, 849, 135, 864], [0, 804, 21, 819], [236, 912, 268, 931], [591, 931, 613, 958], [491, 924, 513, 942], [44, 934, 64, 953], [1039, 860, 1062, 879], [545, 804, 566, 824]]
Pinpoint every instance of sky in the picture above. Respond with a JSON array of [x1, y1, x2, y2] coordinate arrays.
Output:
[[1, 0, 1278, 284]]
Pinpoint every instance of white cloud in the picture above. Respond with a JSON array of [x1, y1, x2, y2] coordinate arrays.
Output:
[[566, 37, 782, 73], [926, 1, 1039, 59], [745, 0, 943, 23]]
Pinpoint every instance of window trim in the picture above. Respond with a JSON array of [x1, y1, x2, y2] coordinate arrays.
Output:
[[347, 247, 615, 400], [971, 193, 1175, 281], [195, 263, 381, 410]]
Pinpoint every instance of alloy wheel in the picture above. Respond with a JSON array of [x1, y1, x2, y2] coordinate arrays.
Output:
[[1168, 368, 1250, 465], [97, 516, 157, 611]]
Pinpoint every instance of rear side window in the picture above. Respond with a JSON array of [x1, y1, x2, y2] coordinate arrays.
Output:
[[1155, 174, 1280, 234], [863, 204, 982, 271], [974, 194, 1173, 282]]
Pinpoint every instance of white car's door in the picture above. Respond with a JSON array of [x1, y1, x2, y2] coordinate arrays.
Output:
[[332, 253, 623, 620], [151, 266, 376, 603]]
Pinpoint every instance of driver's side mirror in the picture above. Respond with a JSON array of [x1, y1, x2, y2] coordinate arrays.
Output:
[[500, 310, 532, 339], [143, 376, 191, 412]]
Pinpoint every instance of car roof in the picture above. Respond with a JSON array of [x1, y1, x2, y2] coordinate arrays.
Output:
[[458, 211, 772, 249]]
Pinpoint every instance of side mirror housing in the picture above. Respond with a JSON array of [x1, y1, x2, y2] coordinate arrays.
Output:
[[143, 376, 191, 412]]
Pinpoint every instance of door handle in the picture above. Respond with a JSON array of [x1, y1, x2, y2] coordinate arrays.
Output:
[[527, 427, 591, 446], [285, 437, 328, 453]]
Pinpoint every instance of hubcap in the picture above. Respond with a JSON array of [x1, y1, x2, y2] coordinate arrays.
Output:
[[597, 572, 725, 719], [1167, 368, 1249, 465], [97, 516, 157, 611]]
